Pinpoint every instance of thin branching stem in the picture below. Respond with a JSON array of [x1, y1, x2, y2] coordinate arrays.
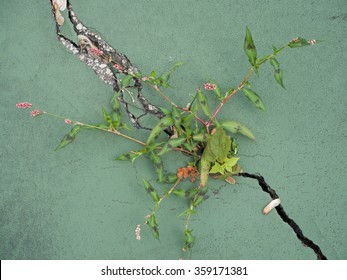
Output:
[[206, 66, 254, 127], [153, 178, 182, 213]]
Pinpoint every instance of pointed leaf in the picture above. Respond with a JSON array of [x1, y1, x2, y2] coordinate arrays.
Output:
[[220, 120, 256, 140], [146, 214, 160, 240], [223, 157, 240, 172], [274, 68, 285, 89], [200, 154, 211, 187], [146, 115, 174, 144], [115, 153, 131, 161], [150, 152, 165, 183], [142, 179, 160, 202], [178, 208, 196, 217], [184, 229, 195, 249], [172, 188, 187, 198], [192, 133, 208, 142], [269, 58, 280, 70], [55, 125, 82, 151], [209, 162, 224, 174], [161, 173, 178, 184], [242, 88, 266, 111], [102, 108, 113, 125], [197, 89, 211, 117], [192, 187, 208, 207], [121, 75, 133, 88], [110, 92, 121, 112], [172, 61, 185, 71], [157, 137, 186, 156], [244, 27, 257, 66]]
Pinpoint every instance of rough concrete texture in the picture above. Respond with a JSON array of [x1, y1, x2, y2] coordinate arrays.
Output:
[[1, 0, 346, 259]]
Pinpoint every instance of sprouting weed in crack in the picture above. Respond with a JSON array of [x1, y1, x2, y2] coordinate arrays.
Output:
[[18, 0, 327, 259]]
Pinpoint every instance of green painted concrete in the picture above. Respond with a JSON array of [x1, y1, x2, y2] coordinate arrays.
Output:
[[1, 0, 346, 259]]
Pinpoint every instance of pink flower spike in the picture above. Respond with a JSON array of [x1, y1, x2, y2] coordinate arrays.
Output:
[[113, 64, 123, 72], [204, 83, 216, 90], [65, 119, 72, 125], [88, 48, 103, 56], [16, 102, 32, 109], [30, 110, 42, 117]]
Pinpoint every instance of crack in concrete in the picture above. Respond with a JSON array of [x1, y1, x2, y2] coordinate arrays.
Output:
[[238, 172, 327, 260]]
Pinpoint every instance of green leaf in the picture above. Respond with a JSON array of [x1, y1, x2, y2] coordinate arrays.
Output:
[[244, 27, 257, 66], [146, 214, 160, 240], [209, 162, 224, 174], [110, 92, 121, 112], [199, 154, 211, 187], [242, 88, 266, 111], [171, 106, 183, 134], [172, 61, 185, 71], [161, 72, 170, 83], [269, 58, 280, 70], [55, 125, 82, 151], [142, 179, 160, 202], [150, 70, 156, 78], [146, 115, 174, 144], [274, 68, 285, 89], [256, 55, 270, 66], [172, 188, 187, 198], [178, 208, 196, 217], [223, 157, 240, 172], [269, 58, 285, 89], [102, 108, 113, 126], [157, 137, 186, 156], [220, 120, 256, 140], [288, 37, 311, 48], [115, 153, 131, 161], [197, 89, 211, 117], [150, 152, 165, 183], [164, 173, 178, 184], [192, 187, 208, 207], [130, 152, 142, 164], [184, 229, 195, 249], [159, 107, 171, 116], [121, 75, 133, 88], [192, 133, 208, 142], [203, 128, 232, 163]]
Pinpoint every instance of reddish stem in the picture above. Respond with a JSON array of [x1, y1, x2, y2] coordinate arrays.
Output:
[[206, 66, 254, 127]]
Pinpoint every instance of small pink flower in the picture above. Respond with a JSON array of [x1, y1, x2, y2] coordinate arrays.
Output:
[[88, 47, 103, 56], [65, 119, 72, 125], [204, 83, 216, 90], [141, 76, 150, 81], [113, 64, 123, 72], [30, 110, 42, 117], [307, 39, 317, 45], [16, 102, 32, 109]]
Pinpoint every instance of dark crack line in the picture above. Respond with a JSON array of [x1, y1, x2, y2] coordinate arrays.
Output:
[[238, 172, 327, 260]]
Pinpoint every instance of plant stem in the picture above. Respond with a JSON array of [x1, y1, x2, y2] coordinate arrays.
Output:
[[44, 112, 145, 146], [184, 204, 194, 230], [152, 85, 179, 108], [80, 123, 147, 146], [206, 66, 254, 127], [153, 178, 182, 212]]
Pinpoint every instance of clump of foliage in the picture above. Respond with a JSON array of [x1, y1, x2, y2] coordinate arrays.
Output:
[[19, 17, 326, 259]]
